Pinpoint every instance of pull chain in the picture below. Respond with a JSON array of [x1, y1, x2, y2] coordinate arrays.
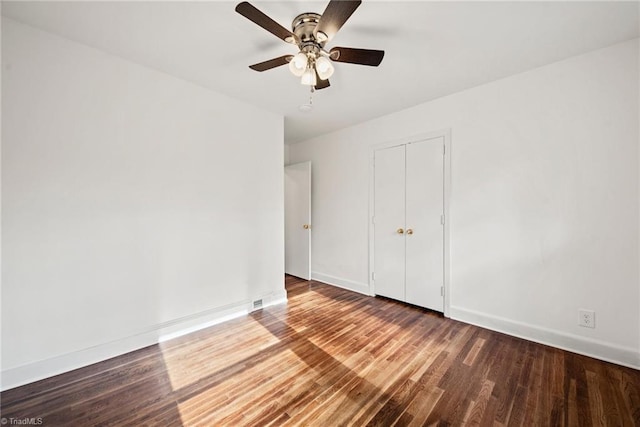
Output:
[[299, 86, 315, 112]]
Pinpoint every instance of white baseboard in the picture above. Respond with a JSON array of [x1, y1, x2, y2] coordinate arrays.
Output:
[[311, 271, 371, 295], [1, 291, 288, 391], [449, 305, 640, 370]]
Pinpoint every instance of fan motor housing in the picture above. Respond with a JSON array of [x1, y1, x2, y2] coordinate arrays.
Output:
[[291, 13, 325, 46]]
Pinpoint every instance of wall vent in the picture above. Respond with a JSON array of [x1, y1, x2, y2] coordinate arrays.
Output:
[[252, 299, 263, 311]]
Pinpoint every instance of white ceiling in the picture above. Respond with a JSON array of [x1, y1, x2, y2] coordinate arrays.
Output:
[[2, 1, 638, 144]]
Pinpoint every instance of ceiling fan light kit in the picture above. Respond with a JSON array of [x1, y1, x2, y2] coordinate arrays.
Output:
[[288, 52, 308, 77], [235, 0, 384, 93], [315, 56, 334, 80], [301, 67, 317, 86]]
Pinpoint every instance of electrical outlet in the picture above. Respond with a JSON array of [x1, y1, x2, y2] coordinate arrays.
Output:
[[579, 309, 595, 328]]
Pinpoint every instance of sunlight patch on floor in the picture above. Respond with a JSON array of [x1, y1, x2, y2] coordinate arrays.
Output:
[[175, 348, 306, 425], [160, 316, 283, 391]]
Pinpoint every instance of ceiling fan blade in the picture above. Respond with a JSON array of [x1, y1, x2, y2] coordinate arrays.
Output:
[[315, 70, 330, 90], [315, 0, 362, 42], [329, 47, 384, 66], [235, 2, 298, 44], [249, 55, 293, 72], [315, 79, 330, 90]]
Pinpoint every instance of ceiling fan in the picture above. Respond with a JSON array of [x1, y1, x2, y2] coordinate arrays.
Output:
[[235, 0, 384, 91]]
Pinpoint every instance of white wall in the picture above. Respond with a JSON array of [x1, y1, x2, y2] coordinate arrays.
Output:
[[290, 39, 640, 368], [284, 144, 290, 166], [1, 18, 285, 389]]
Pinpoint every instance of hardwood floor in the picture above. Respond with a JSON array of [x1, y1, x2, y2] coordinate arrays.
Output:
[[2, 275, 639, 426]]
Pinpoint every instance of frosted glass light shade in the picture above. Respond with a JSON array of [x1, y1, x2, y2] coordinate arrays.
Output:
[[288, 53, 308, 77], [301, 67, 317, 86], [315, 56, 334, 80]]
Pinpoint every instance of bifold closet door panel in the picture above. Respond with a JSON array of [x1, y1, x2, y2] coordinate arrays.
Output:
[[373, 145, 406, 301], [405, 138, 444, 311]]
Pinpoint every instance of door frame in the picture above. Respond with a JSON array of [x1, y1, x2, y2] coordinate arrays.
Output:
[[368, 129, 452, 317]]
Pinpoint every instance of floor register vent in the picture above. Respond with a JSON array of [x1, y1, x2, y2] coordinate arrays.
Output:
[[252, 299, 263, 311]]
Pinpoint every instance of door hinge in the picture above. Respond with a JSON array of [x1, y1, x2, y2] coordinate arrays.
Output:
[[441, 287, 444, 296], [372, 216, 375, 225], [443, 145, 446, 155], [440, 215, 445, 225], [372, 272, 376, 281]]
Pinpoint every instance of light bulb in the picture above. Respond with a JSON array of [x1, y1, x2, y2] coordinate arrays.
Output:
[[315, 56, 334, 80], [301, 67, 317, 86], [288, 52, 308, 77]]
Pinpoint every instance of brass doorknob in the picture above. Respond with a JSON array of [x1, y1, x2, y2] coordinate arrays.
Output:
[[397, 228, 404, 234], [303, 224, 311, 229], [406, 229, 414, 235]]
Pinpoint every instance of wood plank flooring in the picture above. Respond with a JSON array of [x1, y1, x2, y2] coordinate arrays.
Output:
[[2, 275, 639, 426]]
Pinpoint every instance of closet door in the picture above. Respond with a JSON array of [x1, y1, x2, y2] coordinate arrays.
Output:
[[373, 145, 406, 301], [405, 138, 444, 311]]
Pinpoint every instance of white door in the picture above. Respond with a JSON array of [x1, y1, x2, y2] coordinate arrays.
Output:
[[285, 162, 311, 280], [372, 137, 445, 312], [373, 145, 406, 301], [405, 138, 444, 311]]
